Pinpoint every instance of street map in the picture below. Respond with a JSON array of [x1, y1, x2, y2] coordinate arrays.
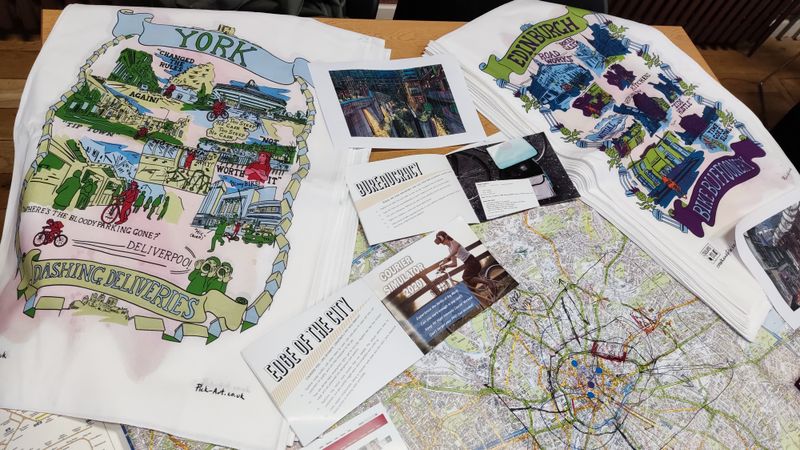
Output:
[[349, 200, 800, 449], [4, 200, 800, 449], [0, 409, 127, 450]]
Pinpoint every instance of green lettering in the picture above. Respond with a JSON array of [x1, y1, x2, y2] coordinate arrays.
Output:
[[541, 23, 558, 38], [560, 16, 579, 33], [481, 8, 589, 81], [211, 35, 235, 59], [195, 32, 213, 51], [175, 28, 198, 48], [228, 40, 257, 67]]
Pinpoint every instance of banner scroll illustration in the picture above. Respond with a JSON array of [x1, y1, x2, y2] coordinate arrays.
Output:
[[112, 10, 313, 86], [17, 249, 247, 342]]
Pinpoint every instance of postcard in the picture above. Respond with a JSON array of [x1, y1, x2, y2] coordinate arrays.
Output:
[[736, 189, 800, 328], [310, 55, 486, 149]]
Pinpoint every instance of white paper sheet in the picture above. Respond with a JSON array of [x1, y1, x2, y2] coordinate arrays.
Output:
[[735, 189, 800, 329], [475, 179, 539, 220]]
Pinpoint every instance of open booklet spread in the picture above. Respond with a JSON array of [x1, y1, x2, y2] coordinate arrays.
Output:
[[242, 218, 518, 445], [347, 133, 580, 244], [736, 189, 800, 329]]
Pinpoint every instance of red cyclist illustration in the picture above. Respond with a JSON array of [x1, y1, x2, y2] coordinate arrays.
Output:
[[33, 218, 68, 247]]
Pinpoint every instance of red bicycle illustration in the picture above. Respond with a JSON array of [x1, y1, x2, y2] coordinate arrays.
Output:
[[33, 219, 68, 247], [101, 195, 123, 224], [207, 99, 230, 121], [101, 181, 139, 225]]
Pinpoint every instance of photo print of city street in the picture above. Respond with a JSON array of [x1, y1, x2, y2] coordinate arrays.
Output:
[[331, 64, 463, 139], [311, 56, 485, 148], [743, 200, 800, 310], [736, 190, 800, 328]]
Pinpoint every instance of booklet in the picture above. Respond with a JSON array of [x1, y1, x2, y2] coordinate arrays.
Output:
[[310, 55, 486, 149], [736, 189, 800, 328], [242, 218, 517, 445], [347, 133, 580, 244], [303, 403, 408, 450]]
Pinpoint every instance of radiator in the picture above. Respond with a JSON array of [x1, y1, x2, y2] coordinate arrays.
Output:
[[610, 0, 800, 54]]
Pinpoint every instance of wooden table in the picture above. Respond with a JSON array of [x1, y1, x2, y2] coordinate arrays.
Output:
[[41, 10, 716, 161]]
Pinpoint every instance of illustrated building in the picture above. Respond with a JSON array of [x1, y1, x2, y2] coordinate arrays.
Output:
[[212, 80, 287, 117], [613, 92, 669, 135], [630, 131, 704, 207], [650, 73, 683, 102], [71, 74, 190, 140], [604, 64, 635, 90], [678, 105, 730, 152], [109, 48, 160, 92], [612, 121, 645, 157], [171, 85, 198, 103], [193, 181, 281, 230], [527, 62, 593, 111], [586, 24, 630, 58], [586, 114, 627, 143], [575, 41, 605, 74], [143, 139, 182, 159], [77, 292, 128, 317], [572, 83, 613, 118]]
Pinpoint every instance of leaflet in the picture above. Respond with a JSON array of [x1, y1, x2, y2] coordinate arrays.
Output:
[[242, 218, 517, 445], [302, 403, 408, 450], [347, 133, 580, 244], [735, 189, 800, 328]]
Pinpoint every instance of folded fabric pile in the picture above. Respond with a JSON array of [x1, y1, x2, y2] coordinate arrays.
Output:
[[0, 5, 388, 448], [426, 0, 800, 339]]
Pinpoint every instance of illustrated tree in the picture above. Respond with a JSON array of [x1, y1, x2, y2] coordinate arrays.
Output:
[[519, 93, 540, 112], [634, 191, 657, 211], [678, 80, 698, 97], [194, 84, 213, 109], [560, 127, 582, 144], [642, 52, 662, 69], [717, 109, 736, 128], [605, 147, 622, 169], [608, 23, 628, 40], [161, 120, 175, 133], [604, 55, 626, 67], [110, 48, 160, 92]]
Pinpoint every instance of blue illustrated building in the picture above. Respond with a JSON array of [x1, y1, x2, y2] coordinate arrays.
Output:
[[650, 73, 683, 102], [604, 64, 635, 90], [575, 41, 605, 75], [613, 92, 669, 135], [587, 24, 630, 58], [678, 105, 730, 152], [630, 131, 705, 207], [528, 62, 593, 111], [192, 181, 281, 230]]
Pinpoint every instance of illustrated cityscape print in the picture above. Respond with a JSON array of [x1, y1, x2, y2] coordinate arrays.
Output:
[[330, 64, 467, 139], [744, 201, 800, 310], [15, 10, 316, 343], [481, 7, 767, 238]]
